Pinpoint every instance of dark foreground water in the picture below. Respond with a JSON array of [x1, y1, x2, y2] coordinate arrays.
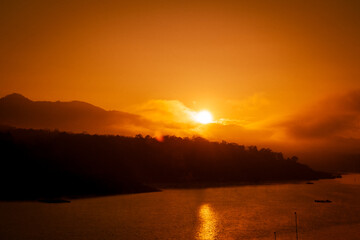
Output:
[[1, 174, 360, 240]]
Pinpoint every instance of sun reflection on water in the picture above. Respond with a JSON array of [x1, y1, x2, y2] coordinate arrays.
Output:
[[197, 204, 218, 240]]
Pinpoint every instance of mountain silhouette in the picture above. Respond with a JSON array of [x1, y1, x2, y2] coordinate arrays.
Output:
[[0, 93, 149, 135]]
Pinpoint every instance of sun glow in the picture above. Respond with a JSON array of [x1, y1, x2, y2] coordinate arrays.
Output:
[[194, 110, 213, 124]]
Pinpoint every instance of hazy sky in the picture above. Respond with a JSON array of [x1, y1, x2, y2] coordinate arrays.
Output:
[[1, 0, 360, 160], [1, 1, 359, 108]]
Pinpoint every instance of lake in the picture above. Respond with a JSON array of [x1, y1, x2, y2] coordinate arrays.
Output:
[[1, 174, 360, 240]]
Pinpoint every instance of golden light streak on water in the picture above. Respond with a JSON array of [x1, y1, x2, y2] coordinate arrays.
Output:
[[197, 204, 218, 240]]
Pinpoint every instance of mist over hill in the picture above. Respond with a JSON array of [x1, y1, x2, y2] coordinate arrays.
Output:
[[0, 126, 333, 200], [1, 93, 359, 173]]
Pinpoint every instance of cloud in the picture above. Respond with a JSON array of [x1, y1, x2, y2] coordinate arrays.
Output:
[[127, 99, 202, 137], [279, 90, 360, 140], [128, 98, 277, 147], [268, 89, 360, 170], [132, 99, 196, 125]]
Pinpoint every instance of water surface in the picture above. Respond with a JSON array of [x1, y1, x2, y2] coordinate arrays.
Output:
[[1, 174, 360, 240]]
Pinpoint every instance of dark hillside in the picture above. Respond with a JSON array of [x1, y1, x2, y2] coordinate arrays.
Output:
[[0, 126, 333, 200]]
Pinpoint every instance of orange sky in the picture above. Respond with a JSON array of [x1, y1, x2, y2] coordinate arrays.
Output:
[[1, 0, 360, 165]]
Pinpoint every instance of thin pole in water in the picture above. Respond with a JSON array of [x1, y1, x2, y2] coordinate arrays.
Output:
[[295, 212, 298, 240], [274, 231, 276, 240]]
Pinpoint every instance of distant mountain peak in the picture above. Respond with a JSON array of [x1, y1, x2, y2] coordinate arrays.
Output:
[[1, 93, 31, 103]]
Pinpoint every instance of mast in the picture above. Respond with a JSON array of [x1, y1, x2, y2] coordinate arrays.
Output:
[[295, 212, 298, 240]]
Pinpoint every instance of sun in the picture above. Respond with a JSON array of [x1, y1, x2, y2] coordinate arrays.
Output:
[[194, 110, 213, 124]]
